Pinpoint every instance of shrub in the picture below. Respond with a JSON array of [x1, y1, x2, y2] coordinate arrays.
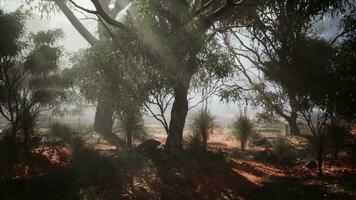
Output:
[[326, 122, 349, 159], [187, 132, 204, 154], [272, 136, 289, 162], [190, 108, 216, 151], [50, 122, 75, 142], [49, 122, 84, 153], [250, 132, 271, 148], [118, 112, 146, 149], [232, 115, 254, 151]]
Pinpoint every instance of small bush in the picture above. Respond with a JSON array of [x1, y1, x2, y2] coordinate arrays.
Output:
[[49, 122, 83, 152], [187, 132, 204, 154], [50, 122, 74, 141], [118, 112, 146, 148], [326, 122, 349, 159], [250, 132, 271, 148], [272, 136, 289, 162], [232, 115, 254, 151]]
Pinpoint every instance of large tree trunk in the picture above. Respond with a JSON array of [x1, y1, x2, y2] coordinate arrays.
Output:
[[288, 115, 300, 136], [165, 80, 190, 153], [287, 92, 301, 136], [94, 95, 114, 138], [126, 128, 132, 149]]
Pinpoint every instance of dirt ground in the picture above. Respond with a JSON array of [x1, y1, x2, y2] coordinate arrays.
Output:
[[0, 127, 355, 200]]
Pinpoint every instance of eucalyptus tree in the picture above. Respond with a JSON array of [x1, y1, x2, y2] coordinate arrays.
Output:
[[0, 9, 67, 147], [145, 37, 234, 136], [22, 0, 130, 140], [65, 0, 258, 152], [220, 0, 350, 135], [69, 24, 155, 147], [329, 9, 356, 122]]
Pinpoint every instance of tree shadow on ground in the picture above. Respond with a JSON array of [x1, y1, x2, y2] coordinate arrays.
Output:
[[1, 135, 355, 200], [150, 151, 260, 200]]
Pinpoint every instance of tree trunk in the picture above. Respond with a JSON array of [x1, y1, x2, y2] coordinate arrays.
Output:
[[316, 143, 324, 177], [333, 142, 339, 159], [287, 92, 300, 136], [126, 128, 132, 149], [10, 124, 17, 144], [23, 128, 29, 150], [94, 94, 115, 140], [165, 80, 190, 153], [202, 129, 207, 152], [288, 113, 300, 136]]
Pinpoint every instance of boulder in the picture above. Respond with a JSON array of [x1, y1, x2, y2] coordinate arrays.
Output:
[[137, 139, 161, 153]]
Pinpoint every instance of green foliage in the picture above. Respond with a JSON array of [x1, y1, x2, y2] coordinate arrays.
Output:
[[329, 30, 356, 121], [0, 9, 27, 57], [232, 115, 254, 151], [25, 30, 63, 75], [69, 29, 154, 116], [0, 9, 67, 147]]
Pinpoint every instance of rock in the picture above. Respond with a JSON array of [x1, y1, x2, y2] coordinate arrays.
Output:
[[136, 139, 161, 153], [305, 160, 318, 169]]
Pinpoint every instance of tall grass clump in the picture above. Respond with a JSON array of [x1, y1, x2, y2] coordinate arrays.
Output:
[[190, 108, 216, 152], [232, 115, 254, 151]]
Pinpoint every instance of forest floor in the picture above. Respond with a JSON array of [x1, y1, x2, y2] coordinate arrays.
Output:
[[0, 128, 355, 200]]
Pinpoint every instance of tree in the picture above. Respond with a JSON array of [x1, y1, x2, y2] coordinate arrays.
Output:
[[0, 9, 67, 147], [0, 9, 27, 141], [69, 18, 158, 148], [220, 0, 349, 136], [288, 35, 354, 176], [32, 0, 123, 142], [64, 0, 258, 153], [329, 9, 356, 122], [294, 9, 356, 175]]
